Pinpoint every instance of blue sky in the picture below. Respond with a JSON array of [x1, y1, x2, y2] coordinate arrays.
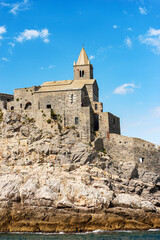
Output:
[[0, 0, 160, 144]]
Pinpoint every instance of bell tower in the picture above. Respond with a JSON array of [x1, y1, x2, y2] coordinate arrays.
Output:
[[74, 47, 93, 80]]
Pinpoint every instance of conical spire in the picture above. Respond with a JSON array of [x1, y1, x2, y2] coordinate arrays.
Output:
[[76, 47, 90, 65]]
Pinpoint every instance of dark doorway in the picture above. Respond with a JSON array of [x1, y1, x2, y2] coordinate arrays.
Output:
[[94, 114, 99, 131]]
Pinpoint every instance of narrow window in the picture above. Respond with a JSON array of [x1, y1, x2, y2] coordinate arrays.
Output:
[[139, 157, 144, 163], [11, 106, 14, 110], [20, 104, 22, 108], [79, 70, 84, 77], [71, 94, 74, 103], [113, 118, 116, 125], [75, 117, 79, 125], [95, 104, 98, 110], [46, 104, 51, 109]]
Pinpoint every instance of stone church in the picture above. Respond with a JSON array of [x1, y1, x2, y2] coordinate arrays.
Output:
[[0, 48, 120, 141]]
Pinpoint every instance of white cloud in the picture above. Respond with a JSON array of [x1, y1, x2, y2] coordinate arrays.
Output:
[[2, 57, 8, 61], [0, 0, 30, 15], [127, 27, 132, 31], [139, 6, 148, 15], [139, 27, 160, 54], [113, 25, 118, 29], [125, 37, 132, 48], [16, 28, 50, 43], [113, 83, 136, 95], [89, 55, 95, 60], [8, 42, 15, 47], [0, 2, 10, 6], [0, 25, 6, 39]]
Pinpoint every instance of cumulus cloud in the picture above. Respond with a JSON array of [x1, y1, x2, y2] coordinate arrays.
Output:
[[16, 28, 50, 43], [139, 6, 148, 15], [0, 25, 6, 39], [1, 57, 8, 61], [125, 36, 132, 48], [0, 0, 30, 15], [89, 55, 95, 60], [139, 27, 160, 54], [113, 83, 136, 95]]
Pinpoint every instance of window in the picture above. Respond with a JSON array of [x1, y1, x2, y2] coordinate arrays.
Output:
[[95, 104, 98, 110], [46, 104, 51, 109], [75, 117, 79, 125], [20, 104, 22, 108], [11, 106, 14, 110], [25, 102, 32, 110], [70, 94, 74, 103], [113, 118, 116, 125], [139, 157, 144, 163], [79, 70, 84, 77]]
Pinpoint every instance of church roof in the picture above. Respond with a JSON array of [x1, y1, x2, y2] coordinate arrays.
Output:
[[36, 79, 96, 93], [76, 47, 90, 65]]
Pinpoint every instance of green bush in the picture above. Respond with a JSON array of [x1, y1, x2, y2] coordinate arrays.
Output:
[[0, 109, 3, 123], [47, 119, 51, 124]]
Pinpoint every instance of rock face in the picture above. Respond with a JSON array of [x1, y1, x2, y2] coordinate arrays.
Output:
[[0, 111, 160, 233]]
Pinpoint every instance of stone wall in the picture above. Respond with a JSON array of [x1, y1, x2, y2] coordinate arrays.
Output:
[[14, 86, 38, 111], [0, 93, 14, 110], [103, 133, 160, 173], [74, 64, 93, 80], [98, 112, 121, 138]]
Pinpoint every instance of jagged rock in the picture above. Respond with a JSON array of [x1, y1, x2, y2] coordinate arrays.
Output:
[[0, 111, 159, 232]]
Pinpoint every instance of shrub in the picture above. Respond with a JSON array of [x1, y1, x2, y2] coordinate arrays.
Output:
[[0, 109, 3, 123], [47, 119, 51, 124]]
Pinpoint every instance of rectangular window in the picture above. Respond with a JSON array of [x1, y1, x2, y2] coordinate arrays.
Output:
[[75, 117, 79, 125], [46, 104, 51, 109]]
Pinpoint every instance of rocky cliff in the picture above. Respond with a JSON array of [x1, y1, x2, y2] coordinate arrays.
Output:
[[0, 110, 160, 233]]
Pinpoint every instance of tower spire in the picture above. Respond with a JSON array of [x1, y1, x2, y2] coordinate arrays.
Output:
[[74, 47, 93, 80], [76, 47, 90, 65]]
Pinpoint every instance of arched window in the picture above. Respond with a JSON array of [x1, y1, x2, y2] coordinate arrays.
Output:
[[11, 106, 14, 110], [79, 70, 84, 77], [20, 104, 22, 108], [25, 102, 32, 110], [75, 117, 79, 125]]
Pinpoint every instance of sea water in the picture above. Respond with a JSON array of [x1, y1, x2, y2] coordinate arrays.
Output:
[[0, 230, 160, 240]]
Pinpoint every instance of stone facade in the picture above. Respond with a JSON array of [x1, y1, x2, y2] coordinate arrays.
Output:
[[103, 134, 160, 173], [0, 93, 13, 110], [0, 47, 159, 170], [0, 47, 120, 142]]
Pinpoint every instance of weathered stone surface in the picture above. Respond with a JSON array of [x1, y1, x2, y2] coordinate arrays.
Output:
[[0, 111, 159, 233]]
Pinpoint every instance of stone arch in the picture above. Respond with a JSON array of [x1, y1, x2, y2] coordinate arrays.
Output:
[[25, 102, 32, 110]]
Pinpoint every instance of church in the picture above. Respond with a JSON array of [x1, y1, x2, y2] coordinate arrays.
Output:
[[0, 48, 121, 141]]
